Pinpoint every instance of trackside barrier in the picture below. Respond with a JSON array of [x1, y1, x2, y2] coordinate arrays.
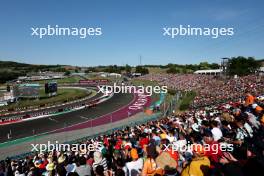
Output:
[[149, 93, 165, 111]]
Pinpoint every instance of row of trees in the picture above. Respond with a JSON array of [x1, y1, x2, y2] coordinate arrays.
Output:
[[165, 57, 262, 76], [1, 57, 262, 83], [84, 64, 149, 75], [0, 71, 26, 83], [0, 61, 69, 83], [85, 64, 131, 74], [166, 62, 220, 74], [227, 56, 262, 76], [69, 56, 263, 76]]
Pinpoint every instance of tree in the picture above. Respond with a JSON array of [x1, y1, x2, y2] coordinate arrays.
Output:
[[103, 65, 121, 73], [85, 67, 98, 73], [210, 63, 219, 69], [0, 71, 24, 83], [64, 70, 71, 76], [135, 66, 149, 75], [199, 62, 210, 70], [227, 56, 261, 76], [166, 67, 180, 74], [125, 64, 132, 73], [54, 67, 66, 72]]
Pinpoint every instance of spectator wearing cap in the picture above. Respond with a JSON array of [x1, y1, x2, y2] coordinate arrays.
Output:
[[125, 148, 143, 176]]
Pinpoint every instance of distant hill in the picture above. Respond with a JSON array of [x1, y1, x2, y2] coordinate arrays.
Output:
[[0, 60, 68, 83], [0, 60, 67, 71]]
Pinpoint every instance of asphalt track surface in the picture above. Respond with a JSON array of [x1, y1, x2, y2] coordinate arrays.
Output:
[[0, 93, 133, 143]]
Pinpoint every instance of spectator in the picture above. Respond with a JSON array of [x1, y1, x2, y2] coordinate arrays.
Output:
[[75, 156, 91, 176], [181, 145, 210, 176], [211, 120, 223, 141], [92, 152, 108, 176], [125, 148, 143, 176]]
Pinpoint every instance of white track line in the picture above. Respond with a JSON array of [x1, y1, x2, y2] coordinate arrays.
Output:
[[80, 116, 89, 120], [48, 117, 59, 123]]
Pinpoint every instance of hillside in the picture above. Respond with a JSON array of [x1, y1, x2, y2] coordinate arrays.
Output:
[[0, 60, 67, 83]]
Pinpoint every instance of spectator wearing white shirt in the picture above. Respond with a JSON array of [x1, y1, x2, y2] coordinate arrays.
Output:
[[126, 148, 143, 176], [211, 120, 223, 141]]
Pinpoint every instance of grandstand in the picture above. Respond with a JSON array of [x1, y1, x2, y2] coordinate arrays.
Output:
[[194, 69, 222, 75]]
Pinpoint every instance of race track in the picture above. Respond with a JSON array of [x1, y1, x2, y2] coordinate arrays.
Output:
[[0, 93, 133, 143], [0, 88, 101, 118]]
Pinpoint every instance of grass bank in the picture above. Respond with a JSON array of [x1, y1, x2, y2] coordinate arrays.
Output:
[[177, 91, 196, 111]]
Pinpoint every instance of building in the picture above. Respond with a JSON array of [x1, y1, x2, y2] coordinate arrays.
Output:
[[194, 69, 223, 75]]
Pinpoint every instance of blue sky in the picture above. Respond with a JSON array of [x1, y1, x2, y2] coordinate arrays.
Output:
[[0, 0, 263, 66]]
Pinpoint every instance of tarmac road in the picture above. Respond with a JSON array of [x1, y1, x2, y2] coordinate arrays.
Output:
[[0, 93, 133, 143]]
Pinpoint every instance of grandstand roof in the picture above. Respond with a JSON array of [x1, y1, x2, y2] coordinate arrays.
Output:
[[194, 69, 223, 74]]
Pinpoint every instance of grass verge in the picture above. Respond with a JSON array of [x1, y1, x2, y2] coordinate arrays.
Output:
[[177, 91, 196, 111], [0, 88, 90, 112]]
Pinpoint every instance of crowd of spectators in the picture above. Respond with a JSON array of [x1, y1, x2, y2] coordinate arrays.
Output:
[[139, 74, 263, 108], [138, 74, 213, 92], [0, 74, 263, 176]]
